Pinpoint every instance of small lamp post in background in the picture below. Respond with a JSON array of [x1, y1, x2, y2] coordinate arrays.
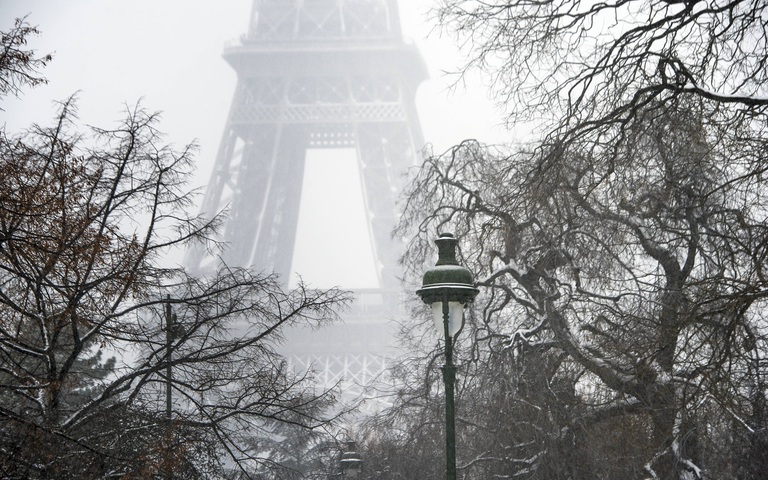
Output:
[[164, 295, 177, 424], [416, 233, 479, 480], [340, 441, 363, 478], [164, 295, 177, 480], [163, 296, 185, 480]]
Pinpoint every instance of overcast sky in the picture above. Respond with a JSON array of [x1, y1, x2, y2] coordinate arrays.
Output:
[[0, 1, 512, 287], [1, 1, 509, 157]]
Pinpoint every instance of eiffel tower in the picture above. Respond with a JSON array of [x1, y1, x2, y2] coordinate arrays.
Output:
[[187, 0, 426, 398]]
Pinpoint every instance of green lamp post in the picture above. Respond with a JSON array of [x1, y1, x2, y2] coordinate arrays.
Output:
[[416, 233, 479, 480]]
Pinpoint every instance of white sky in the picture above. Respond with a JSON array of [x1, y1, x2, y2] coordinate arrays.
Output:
[[0, 1, 512, 288]]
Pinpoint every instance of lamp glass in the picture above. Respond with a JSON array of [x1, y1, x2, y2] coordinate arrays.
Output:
[[431, 301, 464, 338]]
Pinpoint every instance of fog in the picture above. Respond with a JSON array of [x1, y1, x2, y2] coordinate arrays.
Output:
[[0, 0, 510, 287], [0, 0, 517, 435]]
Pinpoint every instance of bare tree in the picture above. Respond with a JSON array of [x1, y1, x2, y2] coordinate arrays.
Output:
[[394, 96, 768, 478], [436, 0, 768, 148], [380, 3, 768, 478], [0, 20, 350, 477], [0, 16, 50, 103]]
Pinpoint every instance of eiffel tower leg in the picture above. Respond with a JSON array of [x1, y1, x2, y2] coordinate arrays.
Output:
[[357, 121, 420, 291], [248, 125, 309, 279], [225, 124, 280, 268]]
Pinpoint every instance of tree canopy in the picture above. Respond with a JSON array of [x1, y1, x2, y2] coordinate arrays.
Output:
[[438, 0, 768, 146], [0, 18, 349, 479], [378, 1, 768, 479], [0, 17, 50, 103]]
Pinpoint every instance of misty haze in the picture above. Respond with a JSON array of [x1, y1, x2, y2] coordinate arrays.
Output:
[[3, 0, 768, 479]]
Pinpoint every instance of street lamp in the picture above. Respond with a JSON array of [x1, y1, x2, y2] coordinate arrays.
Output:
[[164, 296, 177, 480], [340, 441, 363, 478], [416, 232, 478, 480]]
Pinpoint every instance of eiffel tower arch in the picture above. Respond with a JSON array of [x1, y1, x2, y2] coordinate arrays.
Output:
[[187, 0, 426, 400]]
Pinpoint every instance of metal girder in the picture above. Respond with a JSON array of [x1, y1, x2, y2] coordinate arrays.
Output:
[[248, 0, 398, 41]]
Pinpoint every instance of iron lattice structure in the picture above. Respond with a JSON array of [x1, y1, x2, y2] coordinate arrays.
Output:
[[188, 0, 426, 400]]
